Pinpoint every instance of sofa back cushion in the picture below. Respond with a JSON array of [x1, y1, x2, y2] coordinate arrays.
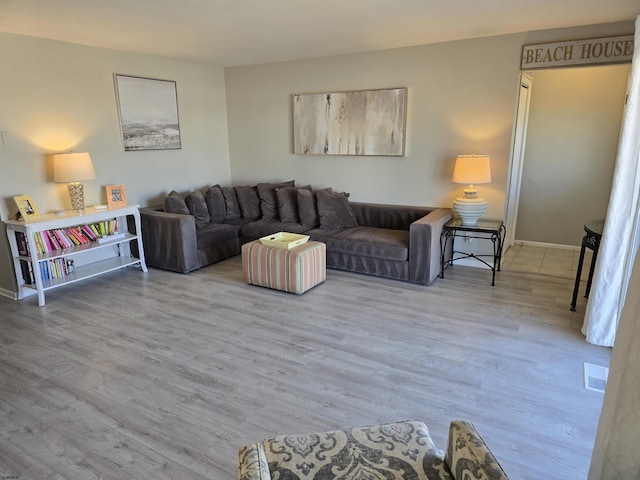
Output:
[[298, 188, 328, 228], [257, 181, 295, 220], [277, 185, 311, 223], [164, 190, 190, 216], [235, 185, 262, 220], [205, 185, 227, 223], [316, 189, 359, 230], [222, 186, 242, 220], [185, 190, 210, 228]]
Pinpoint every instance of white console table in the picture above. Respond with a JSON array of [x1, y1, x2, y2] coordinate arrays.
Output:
[[4, 205, 147, 306]]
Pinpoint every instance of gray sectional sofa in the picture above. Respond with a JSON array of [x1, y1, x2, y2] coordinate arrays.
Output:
[[139, 182, 451, 285]]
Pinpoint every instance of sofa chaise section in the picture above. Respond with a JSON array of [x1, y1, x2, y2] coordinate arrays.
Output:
[[307, 202, 451, 284]]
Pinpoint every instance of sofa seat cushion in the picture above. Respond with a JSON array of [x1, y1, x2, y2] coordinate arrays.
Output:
[[240, 220, 310, 243], [196, 223, 241, 251], [307, 226, 409, 261]]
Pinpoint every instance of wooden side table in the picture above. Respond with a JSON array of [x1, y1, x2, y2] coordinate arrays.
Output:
[[440, 219, 505, 286], [570, 219, 604, 311]]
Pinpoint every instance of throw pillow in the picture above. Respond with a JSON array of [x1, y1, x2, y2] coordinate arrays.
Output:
[[185, 190, 210, 228], [277, 185, 311, 223], [235, 185, 262, 220], [298, 187, 331, 228], [164, 190, 190, 216], [205, 184, 226, 223], [222, 186, 241, 220], [316, 189, 358, 230], [257, 180, 295, 220]]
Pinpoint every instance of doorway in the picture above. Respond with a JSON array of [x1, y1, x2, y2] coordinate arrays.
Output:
[[504, 64, 631, 251]]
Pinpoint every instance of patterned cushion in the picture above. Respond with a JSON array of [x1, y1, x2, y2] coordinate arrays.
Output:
[[245, 420, 452, 480], [445, 421, 509, 480]]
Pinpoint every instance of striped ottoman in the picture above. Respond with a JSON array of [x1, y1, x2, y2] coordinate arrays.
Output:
[[242, 240, 326, 294]]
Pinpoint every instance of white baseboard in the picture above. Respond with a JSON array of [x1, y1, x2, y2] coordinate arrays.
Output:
[[0, 287, 17, 300], [513, 239, 580, 251]]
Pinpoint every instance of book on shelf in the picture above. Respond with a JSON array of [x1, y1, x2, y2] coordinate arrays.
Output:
[[97, 232, 126, 244], [14, 218, 122, 264], [39, 258, 74, 281], [15, 231, 29, 256], [46, 230, 61, 251], [20, 260, 33, 284]]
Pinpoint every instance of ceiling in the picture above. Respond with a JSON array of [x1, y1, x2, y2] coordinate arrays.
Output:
[[1, 0, 638, 67]]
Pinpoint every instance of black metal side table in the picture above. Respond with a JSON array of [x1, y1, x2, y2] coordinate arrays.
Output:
[[440, 219, 505, 286], [570, 219, 604, 311]]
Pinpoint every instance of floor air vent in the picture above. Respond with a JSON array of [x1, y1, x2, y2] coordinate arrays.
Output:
[[584, 363, 608, 393]]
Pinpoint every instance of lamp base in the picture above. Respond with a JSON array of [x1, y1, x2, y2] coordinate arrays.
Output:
[[453, 196, 487, 226], [67, 182, 85, 211]]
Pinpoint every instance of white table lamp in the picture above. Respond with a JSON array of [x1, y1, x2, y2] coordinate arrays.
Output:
[[53, 152, 96, 211], [452, 154, 491, 226]]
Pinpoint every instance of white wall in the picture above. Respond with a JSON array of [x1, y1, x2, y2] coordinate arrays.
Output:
[[0, 33, 231, 294], [225, 22, 634, 219], [1, 22, 634, 296], [516, 64, 630, 246]]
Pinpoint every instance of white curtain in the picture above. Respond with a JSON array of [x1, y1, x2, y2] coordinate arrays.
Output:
[[582, 17, 640, 347], [588, 225, 640, 478]]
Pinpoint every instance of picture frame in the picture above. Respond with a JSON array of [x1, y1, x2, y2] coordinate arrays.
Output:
[[114, 74, 181, 151], [13, 195, 40, 221], [293, 87, 407, 156], [106, 184, 127, 209]]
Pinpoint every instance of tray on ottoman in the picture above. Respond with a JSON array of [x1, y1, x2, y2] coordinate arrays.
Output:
[[259, 232, 309, 249], [242, 239, 325, 294]]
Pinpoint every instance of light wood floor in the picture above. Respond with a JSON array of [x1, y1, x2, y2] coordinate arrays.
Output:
[[0, 257, 609, 479]]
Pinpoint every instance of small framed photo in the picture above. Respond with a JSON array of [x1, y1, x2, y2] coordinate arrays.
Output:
[[106, 184, 127, 209], [13, 195, 40, 221]]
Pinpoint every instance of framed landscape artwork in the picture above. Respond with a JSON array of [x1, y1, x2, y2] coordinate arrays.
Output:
[[293, 87, 406, 156], [114, 74, 181, 151]]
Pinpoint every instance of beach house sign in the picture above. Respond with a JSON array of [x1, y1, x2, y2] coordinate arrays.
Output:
[[521, 35, 634, 70]]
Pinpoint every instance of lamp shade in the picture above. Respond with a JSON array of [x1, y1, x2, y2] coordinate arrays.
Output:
[[452, 154, 491, 185], [52, 152, 96, 183]]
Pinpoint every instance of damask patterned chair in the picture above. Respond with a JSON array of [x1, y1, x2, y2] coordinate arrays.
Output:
[[238, 419, 509, 480]]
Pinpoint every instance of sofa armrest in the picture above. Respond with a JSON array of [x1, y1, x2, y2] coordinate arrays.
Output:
[[445, 420, 509, 480], [238, 443, 271, 480], [409, 208, 452, 284], [139, 207, 200, 273]]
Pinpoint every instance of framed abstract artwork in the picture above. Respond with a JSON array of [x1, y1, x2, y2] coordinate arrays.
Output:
[[293, 87, 406, 156], [114, 74, 181, 151]]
